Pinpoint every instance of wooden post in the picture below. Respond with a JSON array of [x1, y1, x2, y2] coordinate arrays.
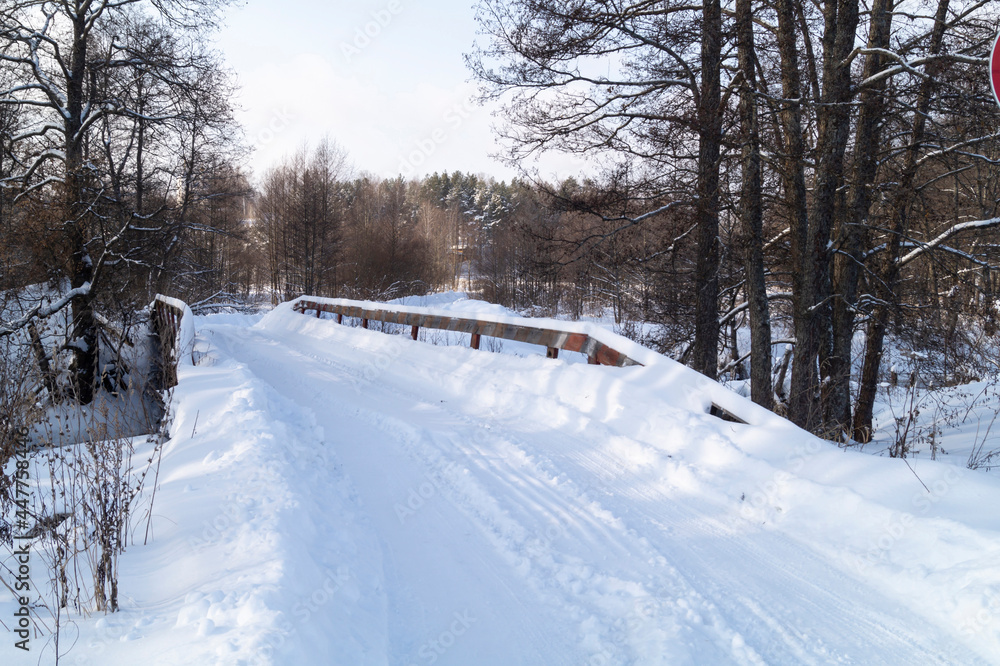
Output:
[[289, 298, 643, 367]]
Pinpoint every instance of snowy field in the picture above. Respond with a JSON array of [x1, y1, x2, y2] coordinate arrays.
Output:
[[5, 294, 1000, 664]]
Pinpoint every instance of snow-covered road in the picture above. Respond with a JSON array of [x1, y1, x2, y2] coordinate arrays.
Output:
[[191, 302, 997, 665], [12, 297, 999, 665]]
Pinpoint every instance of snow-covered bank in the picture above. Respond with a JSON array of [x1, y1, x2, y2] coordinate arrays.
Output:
[[5, 296, 1000, 664], [3, 321, 384, 664]]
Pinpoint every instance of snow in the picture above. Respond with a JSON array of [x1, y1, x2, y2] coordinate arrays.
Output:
[[5, 295, 1000, 664], [155, 295, 196, 366]]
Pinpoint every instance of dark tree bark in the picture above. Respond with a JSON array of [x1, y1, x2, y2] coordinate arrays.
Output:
[[853, 0, 952, 443], [827, 0, 893, 438], [775, 0, 814, 427], [692, 0, 723, 380], [810, 0, 861, 435], [65, 8, 99, 404], [735, 0, 772, 408]]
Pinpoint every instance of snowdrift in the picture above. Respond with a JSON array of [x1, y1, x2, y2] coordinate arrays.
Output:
[[284, 294, 789, 431], [5, 294, 1000, 665]]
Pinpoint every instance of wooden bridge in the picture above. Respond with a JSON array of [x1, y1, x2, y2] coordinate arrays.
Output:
[[293, 298, 643, 368]]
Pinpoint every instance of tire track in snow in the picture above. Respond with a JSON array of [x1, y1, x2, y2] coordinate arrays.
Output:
[[221, 326, 795, 663], [208, 320, 990, 665], [207, 325, 589, 664], [210, 324, 741, 664]]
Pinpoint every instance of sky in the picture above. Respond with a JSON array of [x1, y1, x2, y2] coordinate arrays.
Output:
[[215, 0, 580, 183]]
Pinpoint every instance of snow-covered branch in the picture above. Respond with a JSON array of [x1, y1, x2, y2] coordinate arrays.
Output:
[[896, 218, 1000, 268], [0, 283, 92, 338], [856, 51, 987, 89]]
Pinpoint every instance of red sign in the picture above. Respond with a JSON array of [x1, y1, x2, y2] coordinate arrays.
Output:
[[992, 31, 1000, 109]]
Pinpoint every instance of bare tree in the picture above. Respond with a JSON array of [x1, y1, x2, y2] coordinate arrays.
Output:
[[735, 0, 772, 409], [469, 0, 723, 378], [258, 141, 350, 299], [0, 0, 233, 403]]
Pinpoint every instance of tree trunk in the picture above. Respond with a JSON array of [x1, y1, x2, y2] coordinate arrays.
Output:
[[29, 323, 59, 402], [66, 10, 98, 405], [853, 0, 951, 442], [735, 0, 772, 409], [827, 0, 893, 438], [811, 0, 861, 437], [775, 0, 815, 428], [692, 0, 722, 381]]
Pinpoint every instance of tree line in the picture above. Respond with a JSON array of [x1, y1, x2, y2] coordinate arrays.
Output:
[[250, 150, 674, 324], [3, 0, 1000, 449], [467, 0, 1000, 442], [4, 0, 1000, 630]]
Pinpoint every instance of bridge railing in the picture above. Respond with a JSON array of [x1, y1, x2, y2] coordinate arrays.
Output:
[[292, 298, 642, 367], [150, 295, 194, 389], [290, 296, 754, 425]]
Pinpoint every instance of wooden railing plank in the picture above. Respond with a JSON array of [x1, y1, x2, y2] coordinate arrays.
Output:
[[293, 298, 643, 368]]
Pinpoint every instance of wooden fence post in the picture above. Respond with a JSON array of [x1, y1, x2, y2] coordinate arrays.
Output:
[[289, 298, 643, 368]]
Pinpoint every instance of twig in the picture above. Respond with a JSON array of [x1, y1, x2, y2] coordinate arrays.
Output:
[[144, 426, 167, 547], [903, 457, 930, 493]]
